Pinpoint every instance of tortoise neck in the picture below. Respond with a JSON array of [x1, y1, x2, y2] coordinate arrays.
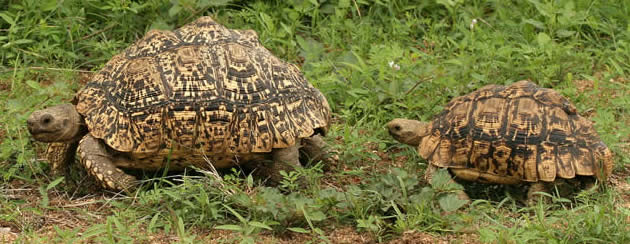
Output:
[[63, 107, 88, 143]]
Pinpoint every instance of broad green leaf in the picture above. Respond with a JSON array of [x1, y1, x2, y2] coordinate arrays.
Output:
[[608, 57, 626, 76], [357, 217, 380, 232], [222, 204, 247, 223], [296, 36, 324, 62], [536, 32, 551, 46], [438, 193, 468, 212], [246, 174, 254, 188], [3, 39, 35, 48], [198, 0, 233, 8], [26, 80, 41, 90], [176, 216, 186, 238], [150, 20, 172, 31], [524, 19, 545, 29], [81, 224, 108, 240], [410, 187, 434, 205], [248, 221, 272, 230], [168, 4, 181, 17], [214, 225, 243, 231], [471, 73, 486, 82], [259, 12, 274, 31], [110, 216, 124, 231], [39, 185, 50, 208], [444, 58, 464, 67], [338, 0, 350, 8], [308, 211, 326, 222], [528, 0, 551, 17], [0, 12, 15, 25], [46, 176, 64, 190], [42, 0, 58, 12], [556, 29, 575, 38], [429, 169, 456, 191], [287, 227, 310, 233], [148, 213, 161, 233]]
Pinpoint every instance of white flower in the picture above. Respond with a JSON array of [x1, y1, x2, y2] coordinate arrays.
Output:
[[388, 61, 400, 70], [470, 18, 478, 30]]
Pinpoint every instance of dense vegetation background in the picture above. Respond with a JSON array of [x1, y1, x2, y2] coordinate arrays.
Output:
[[1, 0, 629, 243]]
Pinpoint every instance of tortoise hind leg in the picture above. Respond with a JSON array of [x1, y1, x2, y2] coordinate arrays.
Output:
[[581, 176, 597, 192], [299, 134, 337, 167], [77, 134, 137, 193], [255, 144, 302, 186], [526, 182, 550, 205]]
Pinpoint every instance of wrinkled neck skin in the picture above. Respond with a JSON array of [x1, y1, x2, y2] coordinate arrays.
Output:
[[386, 119, 430, 147], [27, 104, 87, 143], [63, 121, 88, 143]]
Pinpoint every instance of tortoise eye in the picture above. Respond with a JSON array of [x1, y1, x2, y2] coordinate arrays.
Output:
[[41, 114, 53, 125]]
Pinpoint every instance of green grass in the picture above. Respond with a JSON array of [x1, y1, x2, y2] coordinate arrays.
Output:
[[2, 0, 630, 243]]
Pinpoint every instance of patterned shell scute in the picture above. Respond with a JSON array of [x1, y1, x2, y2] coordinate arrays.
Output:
[[421, 80, 613, 183], [75, 16, 330, 155]]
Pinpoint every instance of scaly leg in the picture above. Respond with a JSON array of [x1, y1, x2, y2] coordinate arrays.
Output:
[[299, 134, 337, 167], [527, 182, 549, 205], [581, 177, 597, 192], [77, 134, 137, 193], [255, 144, 301, 186], [46, 142, 78, 177]]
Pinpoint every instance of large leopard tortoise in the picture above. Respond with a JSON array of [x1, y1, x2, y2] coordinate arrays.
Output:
[[26, 16, 332, 192], [387, 80, 613, 203]]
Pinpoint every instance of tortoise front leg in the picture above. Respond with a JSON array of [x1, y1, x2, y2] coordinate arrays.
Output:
[[423, 163, 438, 183], [46, 142, 78, 177], [77, 134, 137, 193]]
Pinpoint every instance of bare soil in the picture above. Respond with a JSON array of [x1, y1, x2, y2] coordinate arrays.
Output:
[[389, 231, 479, 244], [0, 82, 8, 91]]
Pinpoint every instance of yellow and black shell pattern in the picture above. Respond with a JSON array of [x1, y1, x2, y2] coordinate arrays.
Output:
[[418, 80, 613, 183], [73, 16, 331, 155]]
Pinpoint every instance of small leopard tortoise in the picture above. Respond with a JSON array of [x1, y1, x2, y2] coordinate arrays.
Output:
[[387, 80, 613, 203], [27, 16, 332, 192]]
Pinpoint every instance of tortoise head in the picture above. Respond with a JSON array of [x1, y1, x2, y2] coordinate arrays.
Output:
[[386, 119, 430, 147], [27, 104, 85, 143]]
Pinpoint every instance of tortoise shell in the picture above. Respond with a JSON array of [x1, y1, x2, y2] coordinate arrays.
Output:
[[73, 16, 330, 157], [418, 80, 613, 183]]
